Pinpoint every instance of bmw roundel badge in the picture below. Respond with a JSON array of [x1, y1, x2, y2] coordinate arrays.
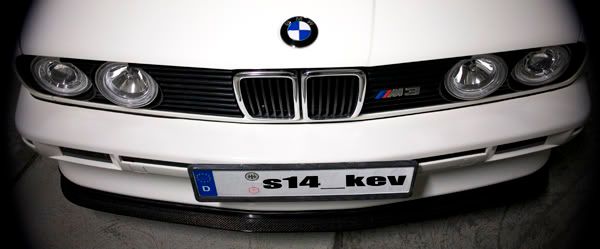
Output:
[[281, 16, 318, 48]]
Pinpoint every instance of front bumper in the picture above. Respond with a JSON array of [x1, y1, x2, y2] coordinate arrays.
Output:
[[16, 76, 590, 211], [61, 163, 549, 232]]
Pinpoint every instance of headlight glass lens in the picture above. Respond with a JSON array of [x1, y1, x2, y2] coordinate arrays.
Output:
[[95, 62, 158, 108], [31, 57, 91, 96], [512, 46, 570, 86], [444, 55, 507, 100]]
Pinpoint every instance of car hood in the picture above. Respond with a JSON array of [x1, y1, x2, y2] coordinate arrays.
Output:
[[20, 0, 580, 69]]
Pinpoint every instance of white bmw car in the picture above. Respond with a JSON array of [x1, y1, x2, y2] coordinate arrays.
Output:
[[14, 0, 589, 231]]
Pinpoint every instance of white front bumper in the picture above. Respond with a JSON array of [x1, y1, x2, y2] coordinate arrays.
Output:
[[16, 77, 590, 211]]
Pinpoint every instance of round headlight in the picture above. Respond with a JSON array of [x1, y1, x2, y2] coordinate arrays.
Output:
[[31, 57, 91, 96], [444, 55, 507, 100], [512, 46, 570, 86], [95, 62, 159, 108]]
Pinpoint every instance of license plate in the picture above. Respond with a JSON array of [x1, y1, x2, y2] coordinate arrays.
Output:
[[188, 161, 417, 202]]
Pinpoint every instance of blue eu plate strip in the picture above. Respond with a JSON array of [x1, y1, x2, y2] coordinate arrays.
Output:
[[192, 169, 218, 196]]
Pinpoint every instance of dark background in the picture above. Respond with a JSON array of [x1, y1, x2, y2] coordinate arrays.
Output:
[[4, 1, 34, 248], [3, 1, 599, 248], [562, 0, 600, 247]]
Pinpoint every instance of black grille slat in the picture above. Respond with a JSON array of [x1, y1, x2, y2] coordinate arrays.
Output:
[[365, 90, 440, 99], [160, 94, 237, 103], [251, 79, 263, 116], [161, 89, 234, 97], [347, 79, 355, 115], [243, 81, 257, 116], [149, 72, 231, 81], [157, 103, 241, 111], [310, 81, 315, 118], [325, 78, 331, 117], [332, 78, 339, 117], [275, 81, 284, 118], [259, 80, 269, 117], [340, 80, 347, 117], [283, 81, 292, 118], [240, 77, 295, 119], [153, 76, 232, 84], [317, 82, 323, 118], [307, 76, 360, 120], [363, 100, 445, 110], [364, 95, 441, 105], [158, 83, 233, 91], [156, 105, 242, 116], [160, 99, 239, 108], [268, 79, 277, 116], [250, 79, 259, 115]]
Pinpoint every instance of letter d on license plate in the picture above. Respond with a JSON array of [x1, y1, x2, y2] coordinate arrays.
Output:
[[188, 161, 417, 202]]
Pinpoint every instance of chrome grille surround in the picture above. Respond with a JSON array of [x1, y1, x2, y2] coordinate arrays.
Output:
[[301, 69, 367, 121], [233, 71, 300, 121]]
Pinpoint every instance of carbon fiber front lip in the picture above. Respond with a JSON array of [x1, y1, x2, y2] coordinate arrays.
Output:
[[60, 165, 547, 232]]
